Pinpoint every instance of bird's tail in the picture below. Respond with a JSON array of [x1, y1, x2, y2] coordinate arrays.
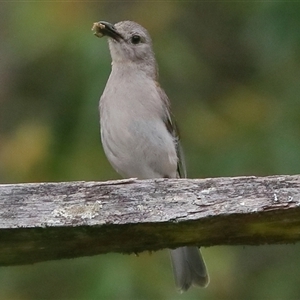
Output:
[[170, 246, 209, 292]]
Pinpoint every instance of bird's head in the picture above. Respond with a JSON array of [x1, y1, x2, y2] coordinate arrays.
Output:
[[92, 20, 157, 77]]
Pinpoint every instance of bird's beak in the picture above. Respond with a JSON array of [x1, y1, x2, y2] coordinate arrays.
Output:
[[92, 21, 123, 41]]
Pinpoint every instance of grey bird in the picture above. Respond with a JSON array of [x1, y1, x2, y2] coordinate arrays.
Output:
[[92, 20, 209, 292]]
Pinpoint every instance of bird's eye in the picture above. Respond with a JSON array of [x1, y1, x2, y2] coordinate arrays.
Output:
[[131, 35, 141, 44]]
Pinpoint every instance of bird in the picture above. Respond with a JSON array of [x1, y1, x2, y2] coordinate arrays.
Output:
[[92, 20, 209, 292]]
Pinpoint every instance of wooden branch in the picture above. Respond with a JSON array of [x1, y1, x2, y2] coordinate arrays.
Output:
[[1, 175, 300, 266]]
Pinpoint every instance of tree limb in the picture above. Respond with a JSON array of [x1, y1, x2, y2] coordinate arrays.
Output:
[[0, 175, 300, 266]]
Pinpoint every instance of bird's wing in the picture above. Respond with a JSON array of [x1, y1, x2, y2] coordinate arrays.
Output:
[[157, 85, 187, 179]]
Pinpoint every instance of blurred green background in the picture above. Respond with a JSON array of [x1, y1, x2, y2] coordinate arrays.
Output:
[[1, 2, 300, 299]]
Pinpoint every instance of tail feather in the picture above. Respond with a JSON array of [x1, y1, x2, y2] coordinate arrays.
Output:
[[170, 246, 209, 292]]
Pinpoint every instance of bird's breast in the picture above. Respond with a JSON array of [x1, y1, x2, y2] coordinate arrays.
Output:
[[99, 78, 177, 179]]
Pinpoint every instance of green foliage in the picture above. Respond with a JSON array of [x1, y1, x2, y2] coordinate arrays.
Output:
[[1, 2, 300, 299]]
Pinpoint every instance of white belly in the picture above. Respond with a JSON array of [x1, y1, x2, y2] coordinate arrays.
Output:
[[101, 116, 178, 179]]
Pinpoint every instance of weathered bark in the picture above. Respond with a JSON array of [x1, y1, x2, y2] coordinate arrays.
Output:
[[0, 175, 300, 266]]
